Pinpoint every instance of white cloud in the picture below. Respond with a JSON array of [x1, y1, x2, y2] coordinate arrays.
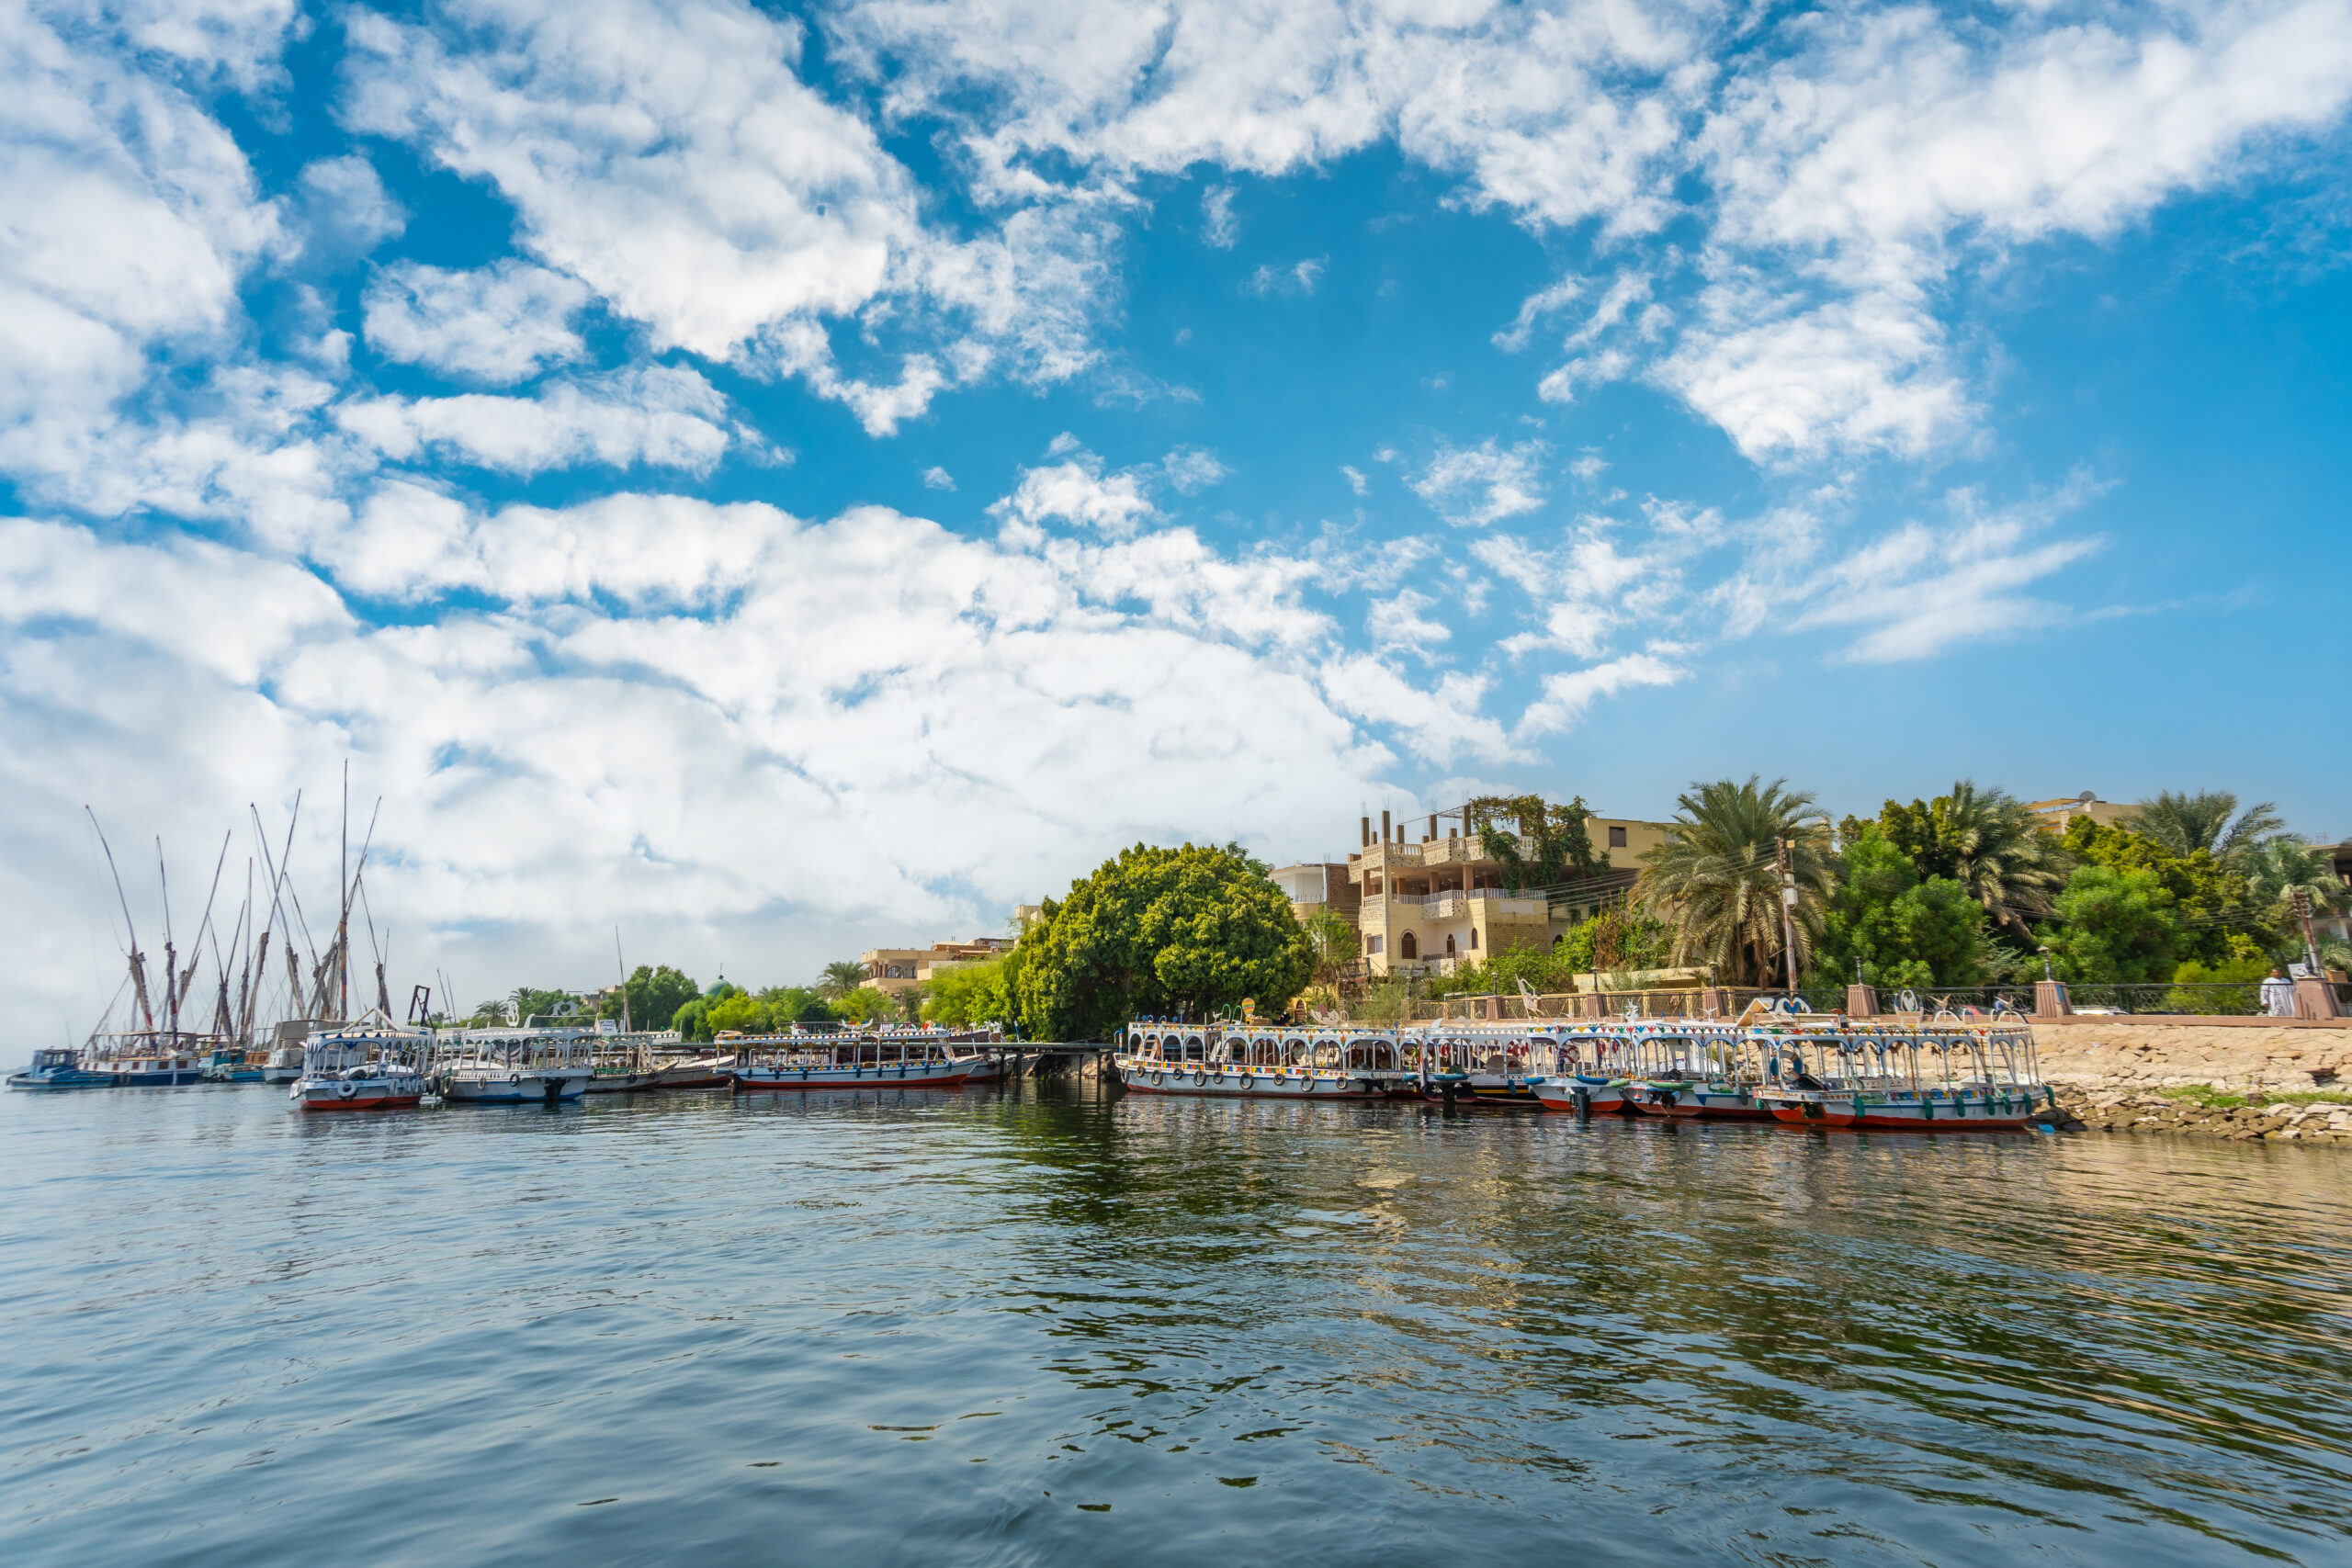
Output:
[[364, 260, 591, 384], [1409, 437, 1547, 526], [1318, 653, 1521, 766], [293, 155, 407, 260], [1516, 652, 1682, 737], [1340, 464, 1368, 495], [1246, 256, 1325, 297], [922, 465, 956, 491], [334, 367, 733, 477], [0, 500, 1405, 1037], [1202, 183, 1238, 247], [989, 451, 1158, 538], [1161, 445, 1228, 493], [1367, 589, 1451, 653]]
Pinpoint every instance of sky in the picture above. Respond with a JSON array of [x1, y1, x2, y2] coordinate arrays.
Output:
[[5, 0, 2351, 1034]]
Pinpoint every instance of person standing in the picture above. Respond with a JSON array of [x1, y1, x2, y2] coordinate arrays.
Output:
[[2260, 968, 2296, 1018]]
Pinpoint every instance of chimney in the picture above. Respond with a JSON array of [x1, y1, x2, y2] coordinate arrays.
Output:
[[1381, 809, 1391, 844], [1361, 816, 1372, 849]]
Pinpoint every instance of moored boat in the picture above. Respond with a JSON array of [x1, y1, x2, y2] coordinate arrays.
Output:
[[1113, 1022, 1403, 1099], [440, 1027, 595, 1104], [1750, 1020, 2053, 1130], [6, 1048, 114, 1090], [288, 1016, 432, 1111], [731, 1030, 972, 1089]]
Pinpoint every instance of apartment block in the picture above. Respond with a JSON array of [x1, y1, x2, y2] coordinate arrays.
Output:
[[859, 938, 1014, 998]]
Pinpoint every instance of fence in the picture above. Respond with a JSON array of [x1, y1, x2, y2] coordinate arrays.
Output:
[[1401, 981, 2352, 1025]]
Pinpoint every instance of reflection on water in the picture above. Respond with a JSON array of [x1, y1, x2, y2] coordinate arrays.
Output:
[[3, 1081, 2347, 1565]]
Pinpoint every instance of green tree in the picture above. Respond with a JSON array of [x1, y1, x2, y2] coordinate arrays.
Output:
[[2040, 865, 2183, 983], [1301, 907, 1360, 987], [818, 960, 868, 999], [1874, 781, 2066, 936], [2237, 838, 2348, 927], [1813, 824, 1986, 988], [1634, 776, 1832, 987], [1014, 842, 1311, 1041], [2124, 790, 2284, 865], [922, 956, 1012, 1026], [509, 987, 576, 1024], [1466, 794, 1605, 887], [832, 985, 895, 1024], [2061, 815, 2270, 966], [598, 964, 699, 1032], [669, 979, 743, 1042]]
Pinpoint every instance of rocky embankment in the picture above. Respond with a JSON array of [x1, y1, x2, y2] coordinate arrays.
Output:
[[2054, 1088, 2352, 1142], [2031, 1018, 2351, 1143]]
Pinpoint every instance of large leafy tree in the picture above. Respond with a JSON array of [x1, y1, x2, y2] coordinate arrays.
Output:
[[1634, 776, 1833, 987], [922, 956, 1013, 1026], [1014, 842, 1311, 1040], [2235, 838, 2348, 928], [2124, 790, 2284, 865], [2040, 865, 2184, 983], [1876, 781, 2067, 937], [2061, 816, 2271, 966], [1466, 794, 1606, 887], [599, 964, 699, 1032], [1812, 824, 1986, 988]]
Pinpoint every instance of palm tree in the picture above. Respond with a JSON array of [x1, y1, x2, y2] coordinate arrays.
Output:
[[1922, 780, 2069, 938], [818, 960, 869, 1000], [2237, 838, 2348, 921], [2126, 790, 2284, 864], [1634, 776, 1833, 987]]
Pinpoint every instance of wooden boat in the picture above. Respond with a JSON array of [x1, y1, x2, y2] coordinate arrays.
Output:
[[1113, 1023, 1404, 1099], [1750, 1019, 2053, 1130], [730, 1030, 971, 1089], [1621, 1023, 1773, 1120], [439, 1027, 595, 1104], [6, 1048, 114, 1089], [288, 1016, 431, 1111]]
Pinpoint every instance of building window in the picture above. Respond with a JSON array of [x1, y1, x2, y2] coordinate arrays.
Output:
[[1608, 825, 1628, 849], [1469, 928, 1479, 949], [1445, 934, 1457, 957], [1367, 935, 1384, 954], [1399, 931, 1418, 960]]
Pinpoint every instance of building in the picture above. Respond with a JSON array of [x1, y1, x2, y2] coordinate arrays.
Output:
[[859, 938, 1014, 1000], [2023, 793, 2134, 831], [1291, 804, 1668, 979]]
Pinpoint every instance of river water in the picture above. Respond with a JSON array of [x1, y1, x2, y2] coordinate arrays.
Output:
[[3, 1077, 2347, 1566]]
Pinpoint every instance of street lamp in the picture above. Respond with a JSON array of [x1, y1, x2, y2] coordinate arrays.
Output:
[[2038, 944, 2054, 983]]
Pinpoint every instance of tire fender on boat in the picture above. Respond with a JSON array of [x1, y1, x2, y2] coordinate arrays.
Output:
[[336, 1080, 356, 1100]]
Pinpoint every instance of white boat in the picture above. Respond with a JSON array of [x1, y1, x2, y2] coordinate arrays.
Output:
[[730, 1029, 974, 1090], [1114, 1023, 1403, 1099], [439, 1027, 595, 1104], [288, 1015, 431, 1112]]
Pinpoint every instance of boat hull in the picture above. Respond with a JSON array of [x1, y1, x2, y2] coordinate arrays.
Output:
[[444, 1072, 591, 1104], [295, 1081, 426, 1111], [1626, 1082, 1773, 1121], [1759, 1089, 2047, 1130], [1532, 1078, 1636, 1115], [6, 1069, 116, 1090], [1114, 1062, 1386, 1099], [732, 1065, 969, 1090]]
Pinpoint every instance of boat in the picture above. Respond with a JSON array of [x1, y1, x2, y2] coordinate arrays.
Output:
[[87, 1034, 215, 1086], [730, 1029, 972, 1090], [288, 1016, 432, 1111], [6, 1048, 115, 1089], [1113, 1022, 1405, 1099], [439, 1026, 595, 1104], [1750, 1017, 2054, 1130], [202, 1044, 266, 1083], [1618, 1022, 1774, 1121]]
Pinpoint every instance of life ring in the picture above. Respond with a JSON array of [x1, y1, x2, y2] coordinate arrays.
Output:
[[1193, 1070, 1208, 1087], [336, 1080, 356, 1100], [507, 1070, 521, 1085]]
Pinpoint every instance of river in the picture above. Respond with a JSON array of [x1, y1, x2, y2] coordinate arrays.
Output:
[[3, 1079, 2346, 1565]]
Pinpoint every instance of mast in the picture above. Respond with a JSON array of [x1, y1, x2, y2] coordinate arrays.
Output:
[[87, 808, 154, 1034], [159, 838, 177, 1043], [616, 927, 631, 1033], [339, 761, 349, 1021]]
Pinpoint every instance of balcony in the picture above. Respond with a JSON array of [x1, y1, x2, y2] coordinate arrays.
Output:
[[1411, 890, 1549, 920]]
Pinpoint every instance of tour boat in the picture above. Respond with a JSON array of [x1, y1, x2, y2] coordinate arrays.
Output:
[[1620, 1023, 1774, 1121], [89, 1036, 213, 1086], [730, 1031, 972, 1089], [439, 1027, 595, 1104], [202, 1045, 266, 1083], [288, 1017, 432, 1111], [6, 1048, 114, 1089], [1750, 1021, 2054, 1130], [1113, 1023, 1406, 1099]]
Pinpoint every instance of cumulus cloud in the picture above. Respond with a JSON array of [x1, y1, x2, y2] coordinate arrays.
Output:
[[1202, 183, 1238, 247], [989, 448, 1158, 538], [1161, 445, 1227, 493], [334, 367, 734, 477], [1409, 437, 1547, 526], [922, 465, 956, 491], [363, 260, 591, 384], [1516, 652, 1681, 738], [0, 500, 1396, 1035]]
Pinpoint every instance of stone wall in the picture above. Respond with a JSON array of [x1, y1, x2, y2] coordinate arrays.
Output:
[[2030, 1017, 2352, 1093]]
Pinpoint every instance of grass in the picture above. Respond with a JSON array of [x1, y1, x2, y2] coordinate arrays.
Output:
[[2155, 1086, 2350, 1110]]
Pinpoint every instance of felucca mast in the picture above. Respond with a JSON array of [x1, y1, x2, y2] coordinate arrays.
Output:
[[86, 807, 155, 1034]]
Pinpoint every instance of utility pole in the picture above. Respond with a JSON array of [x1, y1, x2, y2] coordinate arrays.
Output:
[[2292, 886, 2322, 976], [1775, 836, 1799, 997]]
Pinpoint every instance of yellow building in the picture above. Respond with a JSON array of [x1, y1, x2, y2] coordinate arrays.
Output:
[[859, 938, 1013, 999], [1286, 804, 1668, 979], [2024, 792, 2133, 831]]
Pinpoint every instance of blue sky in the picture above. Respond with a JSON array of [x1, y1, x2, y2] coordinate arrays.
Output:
[[5, 0, 2351, 1028]]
